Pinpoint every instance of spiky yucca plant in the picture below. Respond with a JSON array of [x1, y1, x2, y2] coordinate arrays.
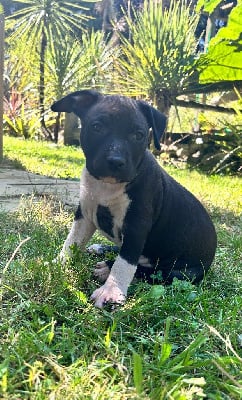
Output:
[[116, 0, 200, 113], [7, 0, 95, 137], [47, 30, 118, 142], [47, 31, 116, 100]]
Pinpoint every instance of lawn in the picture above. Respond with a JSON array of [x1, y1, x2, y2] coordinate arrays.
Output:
[[0, 137, 241, 399]]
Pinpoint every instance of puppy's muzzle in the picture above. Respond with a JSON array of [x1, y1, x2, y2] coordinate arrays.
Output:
[[107, 155, 126, 171]]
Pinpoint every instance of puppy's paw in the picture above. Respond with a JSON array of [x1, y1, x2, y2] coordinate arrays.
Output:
[[52, 254, 65, 265], [53, 249, 71, 265], [58, 250, 69, 265], [90, 282, 126, 308], [93, 261, 110, 282]]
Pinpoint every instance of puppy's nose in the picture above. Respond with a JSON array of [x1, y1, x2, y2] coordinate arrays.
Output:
[[107, 155, 125, 170]]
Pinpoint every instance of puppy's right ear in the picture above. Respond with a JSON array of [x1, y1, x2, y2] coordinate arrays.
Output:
[[51, 90, 102, 118], [137, 101, 167, 151]]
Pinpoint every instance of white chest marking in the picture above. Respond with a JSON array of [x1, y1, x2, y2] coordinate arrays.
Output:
[[79, 168, 131, 244]]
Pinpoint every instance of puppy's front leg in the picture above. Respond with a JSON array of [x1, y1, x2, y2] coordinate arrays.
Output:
[[59, 204, 96, 263], [90, 255, 137, 308], [90, 220, 150, 307]]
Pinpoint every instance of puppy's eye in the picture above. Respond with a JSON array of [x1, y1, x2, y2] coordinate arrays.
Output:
[[131, 131, 144, 141], [92, 122, 103, 133]]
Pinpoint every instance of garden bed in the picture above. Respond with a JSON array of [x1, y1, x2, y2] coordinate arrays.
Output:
[[161, 129, 241, 174]]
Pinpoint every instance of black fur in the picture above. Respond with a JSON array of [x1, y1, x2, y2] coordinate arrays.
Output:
[[96, 205, 114, 238], [74, 203, 83, 220]]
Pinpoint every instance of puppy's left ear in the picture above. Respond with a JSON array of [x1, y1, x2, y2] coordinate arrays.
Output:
[[51, 90, 102, 118], [137, 101, 167, 150]]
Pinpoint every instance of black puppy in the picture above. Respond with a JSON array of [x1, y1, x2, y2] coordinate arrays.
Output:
[[51, 90, 217, 308]]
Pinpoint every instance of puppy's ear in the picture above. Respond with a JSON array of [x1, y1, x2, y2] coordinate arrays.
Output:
[[137, 101, 167, 150], [51, 90, 101, 118]]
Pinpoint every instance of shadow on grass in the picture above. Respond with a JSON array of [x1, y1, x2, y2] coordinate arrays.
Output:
[[1, 155, 27, 171], [0, 154, 85, 181]]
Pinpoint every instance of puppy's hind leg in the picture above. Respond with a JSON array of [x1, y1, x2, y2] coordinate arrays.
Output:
[[162, 261, 209, 284], [93, 254, 153, 283], [89, 245, 118, 282], [94, 260, 114, 282]]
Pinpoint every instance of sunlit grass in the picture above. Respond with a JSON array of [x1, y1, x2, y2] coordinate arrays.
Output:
[[164, 164, 241, 215], [3, 136, 85, 179]]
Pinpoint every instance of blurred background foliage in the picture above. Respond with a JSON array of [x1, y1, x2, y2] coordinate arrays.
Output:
[[1, 0, 242, 174]]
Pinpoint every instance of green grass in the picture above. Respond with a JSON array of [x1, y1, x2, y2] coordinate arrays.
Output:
[[2, 136, 85, 179], [0, 137, 241, 399]]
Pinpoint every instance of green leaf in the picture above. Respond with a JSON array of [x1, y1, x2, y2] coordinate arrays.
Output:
[[198, 1, 242, 82], [159, 342, 173, 365], [196, 0, 222, 14], [167, 333, 207, 369], [133, 352, 143, 395], [149, 285, 165, 299], [72, 290, 88, 304]]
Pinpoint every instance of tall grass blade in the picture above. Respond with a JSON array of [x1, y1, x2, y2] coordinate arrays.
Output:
[[133, 352, 143, 395]]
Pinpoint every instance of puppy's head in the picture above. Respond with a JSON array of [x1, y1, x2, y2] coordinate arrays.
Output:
[[51, 90, 166, 183]]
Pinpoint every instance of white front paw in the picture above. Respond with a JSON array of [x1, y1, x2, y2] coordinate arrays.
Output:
[[90, 282, 126, 308]]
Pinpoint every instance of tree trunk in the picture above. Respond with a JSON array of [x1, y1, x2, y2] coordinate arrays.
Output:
[[102, 0, 116, 34], [155, 90, 172, 116], [54, 113, 61, 144], [40, 27, 53, 140], [40, 29, 46, 125], [64, 113, 81, 146]]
